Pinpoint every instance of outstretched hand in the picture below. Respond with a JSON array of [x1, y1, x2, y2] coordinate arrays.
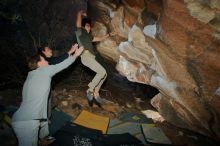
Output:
[[78, 10, 87, 16], [109, 31, 117, 37], [73, 46, 84, 57], [68, 43, 78, 55]]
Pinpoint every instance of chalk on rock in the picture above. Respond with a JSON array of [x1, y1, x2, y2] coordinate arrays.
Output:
[[141, 110, 165, 122], [143, 24, 157, 39]]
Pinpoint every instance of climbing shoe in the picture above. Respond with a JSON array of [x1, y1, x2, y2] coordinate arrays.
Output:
[[94, 96, 103, 108], [86, 90, 94, 107]]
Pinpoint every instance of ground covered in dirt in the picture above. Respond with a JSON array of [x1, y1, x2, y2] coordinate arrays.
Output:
[[0, 61, 218, 146]]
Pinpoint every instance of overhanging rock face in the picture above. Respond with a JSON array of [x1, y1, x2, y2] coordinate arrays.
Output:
[[89, 0, 220, 139]]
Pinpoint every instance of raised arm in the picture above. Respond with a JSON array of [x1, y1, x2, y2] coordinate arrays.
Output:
[[76, 10, 86, 28], [48, 44, 78, 65], [92, 31, 117, 42], [48, 47, 84, 76], [48, 53, 69, 65]]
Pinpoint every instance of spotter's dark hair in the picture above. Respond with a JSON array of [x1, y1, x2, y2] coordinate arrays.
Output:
[[27, 54, 41, 70]]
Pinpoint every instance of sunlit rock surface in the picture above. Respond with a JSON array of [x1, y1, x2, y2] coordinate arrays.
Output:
[[89, 0, 220, 139]]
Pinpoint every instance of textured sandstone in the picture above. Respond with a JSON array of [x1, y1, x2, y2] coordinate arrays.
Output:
[[89, 0, 220, 139]]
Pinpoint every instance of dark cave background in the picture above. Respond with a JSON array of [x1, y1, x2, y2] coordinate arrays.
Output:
[[0, 0, 89, 89], [0, 0, 158, 98]]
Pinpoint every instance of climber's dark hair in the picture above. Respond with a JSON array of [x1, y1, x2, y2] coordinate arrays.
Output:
[[82, 17, 91, 27]]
